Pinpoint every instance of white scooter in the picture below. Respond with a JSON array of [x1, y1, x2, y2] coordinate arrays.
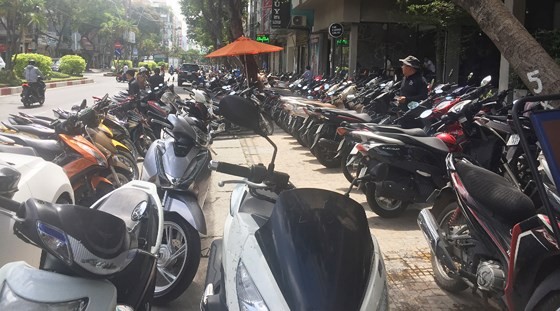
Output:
[[0, 161, 164, 310], [200, 95, 389, 311], [0, 148, 75, 268]]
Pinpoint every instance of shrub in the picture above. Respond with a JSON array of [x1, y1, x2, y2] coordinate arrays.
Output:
[[12, 53, 52, 80], [0, 70, 22, 86], [113, 59, 132, 72], [50, 71, 71, 79], [157, 61, 168, 69], [138, 61, 158, 70], [59, 55, 86, 76]]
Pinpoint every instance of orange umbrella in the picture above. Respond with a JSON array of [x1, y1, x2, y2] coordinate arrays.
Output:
[[205, 36, 283, 58]]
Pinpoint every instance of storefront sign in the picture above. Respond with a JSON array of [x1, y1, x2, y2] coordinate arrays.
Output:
[[336, 39, 349, 46], [271, 0, 290, 29], [329, 23, 344, 38], [256, 34, 270, 43]]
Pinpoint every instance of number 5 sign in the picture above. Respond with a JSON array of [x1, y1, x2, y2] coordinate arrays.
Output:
[[527, 70, 543, 94]]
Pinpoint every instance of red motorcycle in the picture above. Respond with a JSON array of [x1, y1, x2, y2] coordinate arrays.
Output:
[[419, 95, 560, 310]]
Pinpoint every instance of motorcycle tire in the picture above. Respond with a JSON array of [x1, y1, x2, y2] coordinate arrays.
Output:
[[365, 183, 409, 218], [311, 139, 340, 168], [430, 201, 469, 292], [119, 137, 140, 161], [154, 213, 201, 304], [114, 148, 139, 179], [134, 128, 156, 158], [535, 292, 560, 311], [39, 96, 45, 106], [296, 129, 309, 148], [342, 151, 363, 184]]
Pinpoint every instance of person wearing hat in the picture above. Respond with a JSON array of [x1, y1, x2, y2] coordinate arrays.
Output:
[[396, 55, 428, 107], [24, 59, 45, 100]]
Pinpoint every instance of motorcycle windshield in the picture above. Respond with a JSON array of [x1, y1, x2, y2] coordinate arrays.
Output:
[[254, 188, 373, 311]]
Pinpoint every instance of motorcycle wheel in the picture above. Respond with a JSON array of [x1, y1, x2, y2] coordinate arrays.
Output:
[[342, 151, 363, 184], [296, 129, 309, 147], [154, 213, 201, 304], [114, 148, 139, 179], [39, 96, 45, 106], [120, 137, 140, 160], [365, 183, 408, 218], [430, 201, 469, 292], [311, 140, 341, 169], [134, 128, 156, 158], [535, 292, 560, 311]]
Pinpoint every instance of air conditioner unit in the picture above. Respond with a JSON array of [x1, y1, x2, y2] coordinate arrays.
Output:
[[291, 15, 307, 27]]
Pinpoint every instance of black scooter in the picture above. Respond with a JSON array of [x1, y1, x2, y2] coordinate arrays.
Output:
[[21, 77, 46, 107]]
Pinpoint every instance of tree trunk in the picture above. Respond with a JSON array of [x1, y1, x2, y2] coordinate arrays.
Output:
[[227, 0, 258, 86], [453, 0, 560, 100]]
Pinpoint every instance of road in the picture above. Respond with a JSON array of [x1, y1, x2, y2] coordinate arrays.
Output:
[[0, 75, 494, 310]]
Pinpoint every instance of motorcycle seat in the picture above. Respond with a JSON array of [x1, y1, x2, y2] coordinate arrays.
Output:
[[0, 145, 38, 157], [455, 160, 535, 226], [6, 124, 56, 139], [383, 133, 449, 153], [327, 109, 372, 122], [367, 124, 427, 137], [0, 133, 61, 161]]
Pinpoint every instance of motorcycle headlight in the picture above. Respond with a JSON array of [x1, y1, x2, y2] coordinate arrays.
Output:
[[37, 222, 73, 265], [236, 261, 268, 311], [0, 282, 88, 310]]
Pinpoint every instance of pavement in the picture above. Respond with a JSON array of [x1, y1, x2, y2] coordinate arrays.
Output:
[[169, 127, 497, 311]]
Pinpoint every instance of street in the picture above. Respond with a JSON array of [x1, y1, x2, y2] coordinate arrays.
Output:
[[0, 75, 493, 310]]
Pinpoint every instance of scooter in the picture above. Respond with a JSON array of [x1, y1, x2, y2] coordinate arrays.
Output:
[[0, 163, 163, 310], [201, 95, 388, 311], [20, 77, 46, 107], [141, 113, 213, 303]]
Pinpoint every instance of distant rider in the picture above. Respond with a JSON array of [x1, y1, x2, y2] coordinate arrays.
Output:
[[302, 65, 313, 83], [24, 59, 45, 99], [148, 67, 165, 89], [125, 69, 140, 97]]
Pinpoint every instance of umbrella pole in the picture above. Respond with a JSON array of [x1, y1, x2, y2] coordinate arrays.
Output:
[[244, 54, 250, 88]]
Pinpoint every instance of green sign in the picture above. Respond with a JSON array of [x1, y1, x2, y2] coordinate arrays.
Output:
[[337, 39, 349, 46], [256, 34, 270, 43]]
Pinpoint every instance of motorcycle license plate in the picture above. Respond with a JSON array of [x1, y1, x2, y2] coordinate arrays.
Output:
[[315, 124, 324, 134], [507, 134, 520, 146], [358, 166, 368, 178], [337, 139, 345, 152]]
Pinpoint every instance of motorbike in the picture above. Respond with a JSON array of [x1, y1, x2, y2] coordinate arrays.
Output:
[[20, 77, 46, 107], [418, 94, 560, 310], [116, 72, 127, 82], [201, 95, 389, 311], [0, 151, 74, 268], [0, 163, 164, 310], [141, 113, 213, 303]]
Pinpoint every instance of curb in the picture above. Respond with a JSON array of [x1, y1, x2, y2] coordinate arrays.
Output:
[[0, 78, 94, 96]]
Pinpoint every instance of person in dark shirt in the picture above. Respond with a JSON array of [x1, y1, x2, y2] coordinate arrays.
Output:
[[126, 69, 140, 97], [397, 55, 428, 108], [148, 67, 165, 89]]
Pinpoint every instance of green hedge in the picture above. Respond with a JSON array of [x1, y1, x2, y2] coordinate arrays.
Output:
[[138, 61, 158, 70], [113, 59, 132, 71], [157, 61, 168, 69], [13, 53, 53, 80], [59, 55, 86, 76]]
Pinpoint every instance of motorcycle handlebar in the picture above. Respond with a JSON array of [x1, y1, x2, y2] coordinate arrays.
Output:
[[210, 161, 251, 178], [0, 195, 22, 214]]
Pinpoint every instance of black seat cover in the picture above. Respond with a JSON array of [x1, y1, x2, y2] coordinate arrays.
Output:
[[369, 124, 427, 137], [384, 133, 449, 153], [455, 161, 535, 226], [0, 134, 61, 161], [329, 109, 372, 122], [9, 124, 56, 139]]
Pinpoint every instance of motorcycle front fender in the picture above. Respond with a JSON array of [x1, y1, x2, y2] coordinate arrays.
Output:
[[163, 191, 207, 235]]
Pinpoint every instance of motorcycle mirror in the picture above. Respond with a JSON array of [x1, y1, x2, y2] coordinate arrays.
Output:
[[71, 104, 81, 111], [80, 99, 87, 110], [408, 101, 420, 110], [467, 72, 474, 82], [480, 75, 492, 87], [218, 95, 266, 136], [420, 109, 433, 119], [0, 161, 21, 199]]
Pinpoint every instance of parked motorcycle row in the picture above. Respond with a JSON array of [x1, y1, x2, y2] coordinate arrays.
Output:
[[270, 70, 560, 310], [0, 65, 559, 311]]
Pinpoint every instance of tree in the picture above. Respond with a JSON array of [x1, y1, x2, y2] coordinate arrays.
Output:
[[451, 0, 560, 97], [227, 0, 258, 85], [0, 0, 46, 69], [180, 0, 227, 50]]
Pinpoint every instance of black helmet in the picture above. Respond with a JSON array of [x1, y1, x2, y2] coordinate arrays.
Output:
[[28, 59, 36, 65]]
